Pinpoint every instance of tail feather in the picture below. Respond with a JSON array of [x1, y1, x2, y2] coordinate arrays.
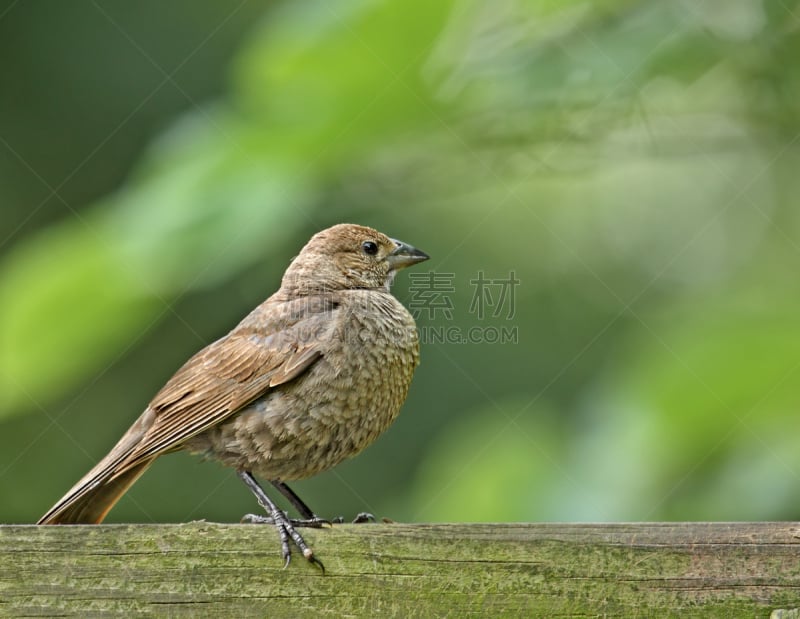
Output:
[[38, 408, 157, 524], [38, 459, 154, 524]]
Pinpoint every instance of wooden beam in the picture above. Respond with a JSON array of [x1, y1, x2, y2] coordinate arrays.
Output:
[[1, 522, 798, 617]]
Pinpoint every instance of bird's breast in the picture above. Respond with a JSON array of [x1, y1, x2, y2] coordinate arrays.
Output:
[[311, 292, 420, 438], [188, 291, 421, 481]]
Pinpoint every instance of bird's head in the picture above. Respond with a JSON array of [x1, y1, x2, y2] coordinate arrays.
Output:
[[281, 224, 429, 295]]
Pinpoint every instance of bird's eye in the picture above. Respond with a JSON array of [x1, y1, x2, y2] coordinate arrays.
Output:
[[361, 241, 379, 256]]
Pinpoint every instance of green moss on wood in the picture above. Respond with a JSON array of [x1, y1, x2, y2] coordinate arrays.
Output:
[[0, 522, 798, 617]]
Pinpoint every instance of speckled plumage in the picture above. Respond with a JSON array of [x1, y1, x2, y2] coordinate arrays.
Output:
[[185, 287, 420, 480], [39, 224, 428, 542]]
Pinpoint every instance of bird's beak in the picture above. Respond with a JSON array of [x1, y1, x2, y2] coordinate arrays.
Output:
[[387, 238, 429, 270]]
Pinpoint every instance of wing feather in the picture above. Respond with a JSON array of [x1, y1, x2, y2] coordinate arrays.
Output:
[[110, 301, 334, 477]]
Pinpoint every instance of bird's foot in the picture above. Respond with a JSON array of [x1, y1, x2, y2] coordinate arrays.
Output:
[[280, 514, 324, 572], [331, 512, 375, 524], [237, 471, 324, 573], [352, 511, 375, 524], [241, 513, 332, 528]]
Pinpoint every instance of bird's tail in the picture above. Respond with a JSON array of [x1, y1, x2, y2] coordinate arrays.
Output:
[[38, 408, 158, 524], [38, 459, 154, 524]]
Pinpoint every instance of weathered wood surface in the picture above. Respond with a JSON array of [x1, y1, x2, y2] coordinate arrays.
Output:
[[0, 522, 799, 617]]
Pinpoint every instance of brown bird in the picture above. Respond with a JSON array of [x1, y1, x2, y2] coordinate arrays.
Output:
[[38, 223, 429, 570]]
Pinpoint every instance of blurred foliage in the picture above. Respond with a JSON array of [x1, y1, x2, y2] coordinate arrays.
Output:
[[2, 0, 800, 525]]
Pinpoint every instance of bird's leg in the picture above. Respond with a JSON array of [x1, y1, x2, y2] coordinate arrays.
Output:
[[270, 480, 371, 525], [237, 470, 324, 572], [243, 475, 372, 527], [270, 480, 331, 527], [271, 480, 314, 518], [238, 473, 291, 563], [240, 479, 330, 528]]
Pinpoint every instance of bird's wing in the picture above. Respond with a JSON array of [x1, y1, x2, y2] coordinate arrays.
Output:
[[111, 303, 334, 478], [38, 298, 336, 524]]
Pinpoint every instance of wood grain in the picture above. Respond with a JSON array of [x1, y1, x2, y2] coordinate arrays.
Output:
[[1, 522, 799, 617]]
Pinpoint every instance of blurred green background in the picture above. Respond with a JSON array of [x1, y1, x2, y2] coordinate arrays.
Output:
[[2, 0, 799, 525]]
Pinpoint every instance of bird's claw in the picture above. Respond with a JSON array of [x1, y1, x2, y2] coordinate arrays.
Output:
[[239, 505, 325, 573], [331, 512, 375, 524], [241, 513, 330, 528], [352, 512, 375, 524], [293, 516, 332, 528], [241, 513, 272, 524]]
